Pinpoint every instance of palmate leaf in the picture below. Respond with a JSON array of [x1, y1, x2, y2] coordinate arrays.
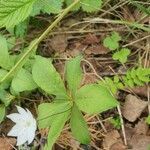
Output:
[[38, 101, 72, 128], [70, 104, 90, 144], [65, 55, 83, 96], [44, 111, 70, 150], [32, 56, 68, 99], [75, 84, 118, 114], [0, 0, 37, 28]]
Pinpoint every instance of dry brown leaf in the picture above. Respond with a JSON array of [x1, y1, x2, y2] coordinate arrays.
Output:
[[103, 130, 123, 149], [135, 120, 149, 135], [129, 135, 150, 150], [110, 142, 126, 150], [82, 34, 99, 45], [81, 74, 97, 85], [85, 44, 109, 55], [50, 35, 68, 53], [131, 85, 149, 98], [0, 137, 16, 150], [122, 94, 148, 122]]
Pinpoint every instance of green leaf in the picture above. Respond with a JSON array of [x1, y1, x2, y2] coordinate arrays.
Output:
[[146, 115, 150, 125], [42, 0, 62, 14], [14, 19, 29, 38], [32, 0, 62, 15], [11, 68, 37, 93], [81, 0, 103, 12], [112, 48, 131, 63], [65, 0, 81, 11], [0, 90, 15, 106], [75, 84, 118, 114], [103, 32, 121, 51], [7, 36, 16, 50], [38, 101, 72, 128], [65, 55, 83, 96], [0, 35, 11, 70], [44, 111, 70, 150], [65, 0, 102, 12], [0, 0, 36, 28], [0, 69, 10, 90], [32, 56, 68, 99], [70, 104, 90, 144], [0, 104, 5, 123]]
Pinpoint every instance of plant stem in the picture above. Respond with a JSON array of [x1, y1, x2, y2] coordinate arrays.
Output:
[[0, 0, 80, 84]]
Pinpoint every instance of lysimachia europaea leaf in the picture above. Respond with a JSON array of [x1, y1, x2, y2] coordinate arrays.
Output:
[[65, 55, 83, 96], [32, 56, 68, 99], [75, 84, 118, 114], [70, 104, 90, 144], [38, 101, 72, 129], [44, 110, 70, 150]]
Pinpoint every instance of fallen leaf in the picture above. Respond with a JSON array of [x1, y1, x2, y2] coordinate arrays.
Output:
[[0, 137, 16, 150], [122, 94, 148, 122], [81, 74, 97, 85], [85, 44, 109, 55], [103, 130, 124, 149], [129, 135, 150, 150], [131, 85, 149, 98], [135, 120, 149, 135], [82, 34, 99, 45], [110, 142, 126, 150], [50, 35, 68, 53]]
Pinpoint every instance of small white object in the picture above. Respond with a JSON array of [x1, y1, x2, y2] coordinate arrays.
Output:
[[7, 106, 37, 146]]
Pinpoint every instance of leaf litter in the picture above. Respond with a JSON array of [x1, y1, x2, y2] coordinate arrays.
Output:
[[0, 0, 150, 149]]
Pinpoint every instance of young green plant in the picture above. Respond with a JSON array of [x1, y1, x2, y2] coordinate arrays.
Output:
[[103, 32, 131, 64], [32, 55, 118, 150]]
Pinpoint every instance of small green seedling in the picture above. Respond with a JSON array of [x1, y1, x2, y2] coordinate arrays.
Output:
[[32, 55, 118, 150], [145, 115, 150, 125], [110, 116, 121, 129], [103, 32, 131, 64], [103, 32, 121, 51], [112, 48, 131, 64]]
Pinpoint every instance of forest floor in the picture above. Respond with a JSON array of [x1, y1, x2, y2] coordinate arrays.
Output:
[[0, 0, 150, 150]]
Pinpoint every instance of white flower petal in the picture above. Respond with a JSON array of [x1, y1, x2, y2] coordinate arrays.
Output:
[[16, 106, 29, 119], [7, 106, 37, 146], [27, 127, 36, 144], [7, 113, 22, 123], [16, 131, 28, 146], [7, 124, 22, 137], [26, 109, 34, 118]]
